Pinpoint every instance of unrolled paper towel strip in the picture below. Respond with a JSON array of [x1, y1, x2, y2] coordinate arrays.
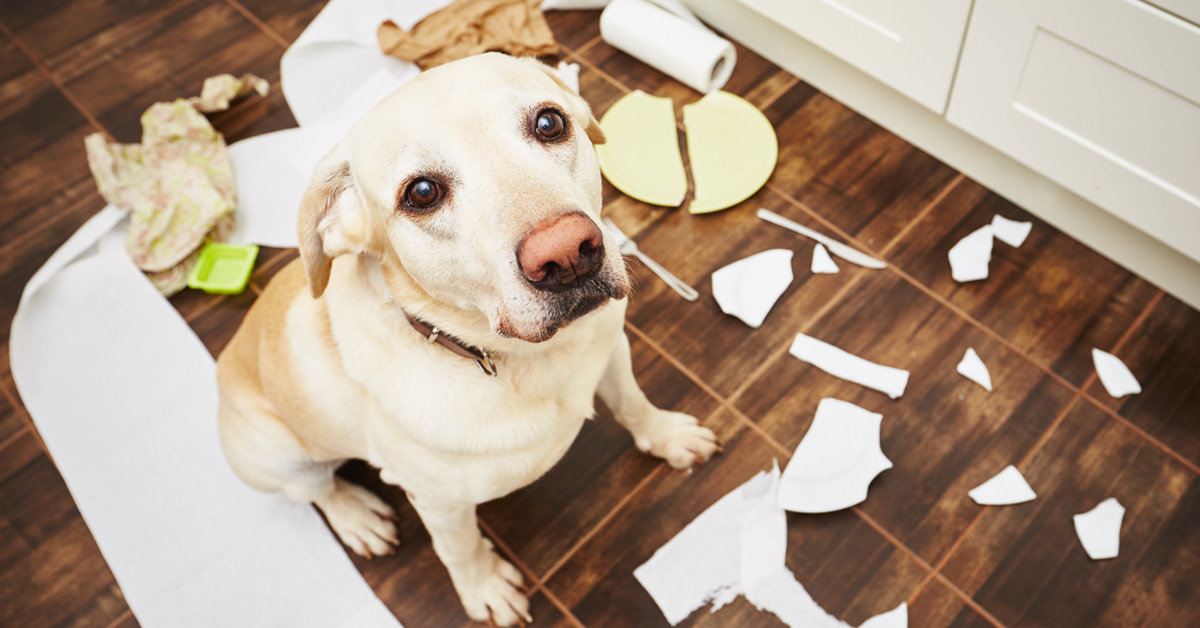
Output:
[[600, 0, 736, 93]]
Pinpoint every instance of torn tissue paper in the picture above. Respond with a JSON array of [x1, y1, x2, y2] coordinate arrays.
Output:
[[789, 333, 910, 399], [378, 0, 558, 69], [778, 398, 892, 513], [85, 73, 268, 295], [968, 465, 1036, 506], [1092, 348, 1142, 398]]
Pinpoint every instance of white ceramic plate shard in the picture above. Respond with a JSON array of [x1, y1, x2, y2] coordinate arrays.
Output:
[[1074, 498, 1125, 560], [968, 465, 1036, 505], [811, 243, 839, 274], [711, 249, 795, 328], [859, 603, 908, 628], [778, 398, 893, 513], [991, 214, 1032, 247], [789, 333, 910, 399], [948, 225, 994, 282], [1092, 349, 1142, 398], [956, 347, 992, 392]]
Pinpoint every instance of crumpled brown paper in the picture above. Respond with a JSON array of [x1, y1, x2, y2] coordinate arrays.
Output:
[[85, 73, 268, 295], [378, 0, 558, 69]]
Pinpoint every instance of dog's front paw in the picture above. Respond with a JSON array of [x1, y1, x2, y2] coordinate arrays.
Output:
[[315, 479, 399, 559], [458, 549, 531, 627], [633, 410, 721, 470]]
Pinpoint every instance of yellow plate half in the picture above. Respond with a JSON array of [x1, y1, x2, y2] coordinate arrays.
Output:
[[683, 91, 778, 214], [594, 90, 687, 207]]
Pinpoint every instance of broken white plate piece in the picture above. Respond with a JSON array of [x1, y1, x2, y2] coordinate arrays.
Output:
[[956, 347, 992, 392], [789, 334, 909, 399], [948, 225, 994, 282], [811, 244, 839, 274], [859, 603, 908, 628], [757, 208, 886, 269], [711, 249, 794, 328], [991, 215, 1032, 247], [1092, 349, 1142, 398], [1074, 498, 1125, 560], [968, 465, 1036, 505], [778, 399, 893, 514]]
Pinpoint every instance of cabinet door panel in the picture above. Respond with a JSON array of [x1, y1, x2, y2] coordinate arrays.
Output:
[[737, 0, 972, 113]]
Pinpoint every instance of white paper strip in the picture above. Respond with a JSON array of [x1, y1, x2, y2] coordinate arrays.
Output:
[[811, 243, 839, 274], [1074, 498, 1125, 560], [991, 215, 1032, 247], [789, 334, 910, 399], [778, 399, 892, 514], [948, 225, 994, 282], [968, 465, 1036, 506], [711, 249, 794, 328], [1092, 349, 1142, 398], [956, 347, 992, 392]]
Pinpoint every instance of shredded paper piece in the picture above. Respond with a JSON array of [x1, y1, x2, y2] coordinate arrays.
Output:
[[1092, 349, 1142, 398], [378, 0, 558, 69], [711, 249, 794, 328], [968, 465, 1036, 505], [811, 243, 839, 274], [948, 224, 994, 283], [956, 347, 992, 392], [778, 399, 892, 513], [789, 333, 910, 399], [1074, 498, 1125, 560], [991, 214, 1032, 247]]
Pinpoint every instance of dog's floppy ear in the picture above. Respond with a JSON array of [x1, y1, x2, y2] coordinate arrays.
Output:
[[297, 141, 372, 299], [530, 60, 606, 145]]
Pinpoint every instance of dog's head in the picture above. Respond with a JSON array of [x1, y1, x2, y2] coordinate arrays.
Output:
[[298, 53, 629, 343]]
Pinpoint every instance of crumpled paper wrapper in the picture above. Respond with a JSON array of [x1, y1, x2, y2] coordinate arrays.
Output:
[[378, 0, 558, 69], [85, 73, 268, 295]]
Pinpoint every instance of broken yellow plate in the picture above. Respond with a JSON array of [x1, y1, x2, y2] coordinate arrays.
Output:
[[683, 91, 778, 214], [595, 90, 687, 207]]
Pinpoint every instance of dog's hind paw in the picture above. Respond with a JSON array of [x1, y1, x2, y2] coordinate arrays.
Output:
[[460, 552, 531, 627], [315, 478, 400, 559], [634, 410, 721, 470]]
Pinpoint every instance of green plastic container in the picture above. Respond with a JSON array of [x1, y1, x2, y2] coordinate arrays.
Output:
[[187, 242, 259, 294]]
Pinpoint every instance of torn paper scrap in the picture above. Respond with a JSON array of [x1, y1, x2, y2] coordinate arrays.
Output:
[[683, 91, 778, 214], [956, 347, 992, 392], [378, 0, 558, 69], [550, 60, 580, 94], [859, 603, 908, 628], [778, 398, 892, 513], [711, 249, 794, 328], [948, 225, 994, 282], [595, 90, 688, 206], [789, 333, 910, 399], [1092, 349, 1142, 398], [811, 243, 839, 274], [991, 214, 1032, 247], [968, 465, 1036, 505], [1074, 498, 1125, 560]]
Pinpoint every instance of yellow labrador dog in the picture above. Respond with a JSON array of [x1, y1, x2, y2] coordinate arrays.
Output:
[[216, 53, 719, 625]]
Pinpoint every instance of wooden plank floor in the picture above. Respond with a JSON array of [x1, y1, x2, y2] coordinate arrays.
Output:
[[1, 2, 1198, 627]]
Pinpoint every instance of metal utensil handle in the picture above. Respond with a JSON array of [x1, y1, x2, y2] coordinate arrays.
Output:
[[635, 251, 700, 301]]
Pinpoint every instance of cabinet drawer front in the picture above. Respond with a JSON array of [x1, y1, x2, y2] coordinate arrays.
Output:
[[737, 0, 972, 113]]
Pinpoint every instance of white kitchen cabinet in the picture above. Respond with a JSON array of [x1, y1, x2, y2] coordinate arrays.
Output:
[[948, 0, 1200, 264], [737, 0, 973, 113]]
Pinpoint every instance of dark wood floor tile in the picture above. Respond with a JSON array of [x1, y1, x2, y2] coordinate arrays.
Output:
[[735, 270, 1078, 564], [478, 333, 721, 578], [0, 382, 23, 445], [1085, 295, 1200, 468], [210, 79, 299, 142], [885, 178, 1159, 388], [0, 0, 166, 71], [620, 191, 868, 397], [0, 455, 86, 546], [186, 290, 256, 357], [108, 611, 141, 628], [56, 582, 132, 628], [0, 429, 40, 485], [544, 409, 925, 627], [58, 0, 285, 143], [0, 516, 31, 573], [250, 246, 300, 288], [335, 461, 572, 628], [908, 580, 997, 628], [545, 8, 602, 51], [231, 0, 324, 44], [760, 84, 959, 251], [940, 401, 1199, 627]]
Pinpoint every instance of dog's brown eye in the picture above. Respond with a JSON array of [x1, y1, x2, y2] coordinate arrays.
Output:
[[534, 109, 567, 141], [405, 178, 443, 210]]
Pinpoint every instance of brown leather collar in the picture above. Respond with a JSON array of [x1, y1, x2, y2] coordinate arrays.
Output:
[[403, 312, 498, 376]]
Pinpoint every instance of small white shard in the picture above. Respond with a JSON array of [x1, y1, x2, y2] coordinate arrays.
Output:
[[1074, 498, 1125, 560], [711, 249, 794, 328], [991, 215, 1032, 247], [778, 399, 893, 514], [789, 334, 909, 399], [859, 603, 908, 628], [948, 225, 994, 282], [1092, 349, 1142, 398], [968, 465, 1036, 505], [811, 243, 839, 274], [956, 347, 992, 392]]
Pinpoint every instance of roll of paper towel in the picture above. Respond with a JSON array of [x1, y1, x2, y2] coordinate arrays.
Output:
[[600, 0, 736, 94]]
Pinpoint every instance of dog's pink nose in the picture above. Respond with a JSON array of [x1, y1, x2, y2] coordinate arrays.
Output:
[[517, 212, 605, 291]]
